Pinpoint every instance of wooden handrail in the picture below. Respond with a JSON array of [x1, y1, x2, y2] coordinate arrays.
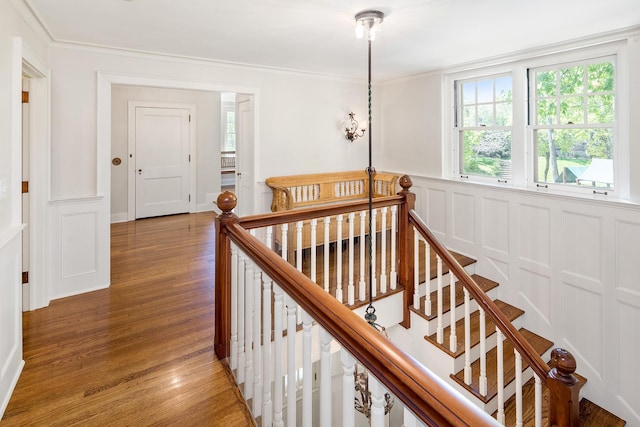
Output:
[[408, 208, 551, 382], [238, 195, 402, 230], [216, 196, 498, 426]]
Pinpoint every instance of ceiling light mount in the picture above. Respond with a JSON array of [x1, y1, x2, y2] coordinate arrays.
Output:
[[354, 10, 385, 40]]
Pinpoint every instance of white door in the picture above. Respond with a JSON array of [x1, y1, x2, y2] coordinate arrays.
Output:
[[236, 95, 255, 216], [135, 107, 191, 219]]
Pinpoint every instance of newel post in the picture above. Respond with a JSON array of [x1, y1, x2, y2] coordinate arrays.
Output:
[[397, 175, 416, 329], [214, 191, 239, 360], [548, 348, 582, 427]]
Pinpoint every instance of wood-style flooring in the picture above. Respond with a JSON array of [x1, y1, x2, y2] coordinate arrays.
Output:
[[2, 212, 254, 427]]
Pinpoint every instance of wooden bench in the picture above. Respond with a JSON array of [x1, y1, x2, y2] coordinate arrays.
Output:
[[265, 170, 401, 251]]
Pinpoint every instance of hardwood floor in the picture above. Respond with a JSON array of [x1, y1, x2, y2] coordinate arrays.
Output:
[[2, 213, 254, 426]]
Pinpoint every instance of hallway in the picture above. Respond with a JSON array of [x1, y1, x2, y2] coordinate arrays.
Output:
[[2, 213, 253, 426]]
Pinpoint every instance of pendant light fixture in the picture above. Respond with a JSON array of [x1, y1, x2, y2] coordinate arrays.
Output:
[[352, 9, 394, 421]]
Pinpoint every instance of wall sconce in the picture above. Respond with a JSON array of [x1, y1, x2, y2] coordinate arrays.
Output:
[[344, 112, 367, 142]]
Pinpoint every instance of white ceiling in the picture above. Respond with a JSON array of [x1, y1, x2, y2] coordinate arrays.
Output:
[[25, 0, 640, 80]]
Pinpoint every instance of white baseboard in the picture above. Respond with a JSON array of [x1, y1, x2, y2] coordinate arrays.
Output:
[[110, 212, 128, 223]]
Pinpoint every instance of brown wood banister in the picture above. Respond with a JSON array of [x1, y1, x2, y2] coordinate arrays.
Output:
[[215, 191, 498, 427], [407, 208, 551, 382]]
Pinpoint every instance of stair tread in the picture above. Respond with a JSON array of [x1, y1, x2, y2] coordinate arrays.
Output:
[[451, 328, 554, 404], [412, 274, 499, 322], [580, 398, 626, 427], [495, 376, 624, 427], [425, 299, 524, 358]]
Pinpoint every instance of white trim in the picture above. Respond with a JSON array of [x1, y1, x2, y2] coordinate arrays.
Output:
[[11, 37, 52, 311], [126, 101, 197, 220]]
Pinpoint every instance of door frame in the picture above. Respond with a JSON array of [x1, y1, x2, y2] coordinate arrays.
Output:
[[127, 101, 197, 221], [14, 38, 51, 311]]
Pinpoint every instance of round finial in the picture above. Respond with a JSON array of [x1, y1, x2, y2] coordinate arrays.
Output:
[[399, 175, 413, 191], [217, 191, 237, 213], [550, 348, 576, 377]]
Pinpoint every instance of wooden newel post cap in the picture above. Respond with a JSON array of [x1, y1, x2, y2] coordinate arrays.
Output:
[[550, 348, 578, 384], [399, 175, 413, 191], [217, 191, 237, 214]]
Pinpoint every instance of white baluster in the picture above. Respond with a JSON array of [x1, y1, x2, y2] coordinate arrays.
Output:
[[413, 230, 420, 309], [413, 232, 420, 310], [463, 288, 471, 385], [323, 217, 330, 293], [403, 408, 418, 427], [515, 349, 523, 427], [319, 329, 332, 427], [237, 253, 246, 384], [281, 223, 289, 263], [253, 263, 262, 415], [244, 258, 254, 400], [425, 240, 431, 316], [479, 307, 487, 397], [389, 205, 397, 289], [369, 374, 385, 427], [348, 212, 355, 305], [230, 245, 238, 371], [436, 255, 443, 344], [286, 296, 297, 426], [449, 273, 457, 353], [496, 328, 505, 425], [296, 221, 303, 272], [273, 285, 284, 427], [379, 207, 388, 293], [336, 214, 343, 302], [263, 275, 273, 427], [359, 211, 367, 301], [535, 374, 542, 427], [310, 219, 317, 283], [266, 225, 273, 250], [302, 310, 312, 427], [341, 350, 356, 427], [371, 208, 377, 297]]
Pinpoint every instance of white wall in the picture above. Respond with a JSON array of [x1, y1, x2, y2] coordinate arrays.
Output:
[[379, 33, 640, 426], [0, 0, 49, 418], [42, 44, 378, 301], [110, 85, 221, 220]]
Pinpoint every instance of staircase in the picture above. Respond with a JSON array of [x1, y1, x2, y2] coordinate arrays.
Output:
[[408, 252, 626, 426]]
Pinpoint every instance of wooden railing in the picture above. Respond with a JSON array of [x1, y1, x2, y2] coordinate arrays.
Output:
[[214, 175, 582, 427]]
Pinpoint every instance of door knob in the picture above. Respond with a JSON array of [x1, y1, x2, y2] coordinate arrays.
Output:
[[237, 172, 242, 176], [138, 169, 142, 175]]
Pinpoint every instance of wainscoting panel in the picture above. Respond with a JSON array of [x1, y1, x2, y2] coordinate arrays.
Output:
[[0, 229, 24, 417], [615, 219, 640, 294], [61, 211, 98, 278], [519, 267, 552, 328], [517, 203, 551, 268], [408, 175, 640, 424], [562, 281, 604, 378], [425, 187, 446, 237], [617, 300, 640, 418], [561, 211, 602, 283], [50, 197, 109, 300], [451, 192, 475, 246], [482, 197, 509, 255]]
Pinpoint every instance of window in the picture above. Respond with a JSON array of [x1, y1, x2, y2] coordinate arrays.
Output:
[[455, 75, 513, 180], [530, 58, 615, 189], [222, 109, 236, 152]]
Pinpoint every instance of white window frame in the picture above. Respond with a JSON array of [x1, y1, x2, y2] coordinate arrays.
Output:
[[453, 72, 514, 184], [444, 39, 630, 201]]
